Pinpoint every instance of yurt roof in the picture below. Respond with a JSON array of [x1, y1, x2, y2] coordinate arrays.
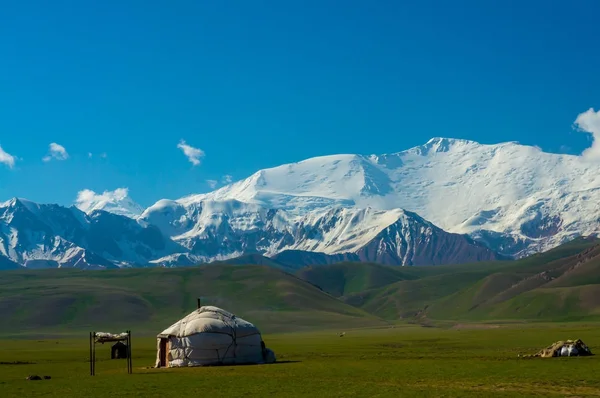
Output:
[[157, 306, 260, 339]]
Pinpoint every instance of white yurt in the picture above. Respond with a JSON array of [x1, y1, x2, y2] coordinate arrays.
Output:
[[155, 306, 276, 368]]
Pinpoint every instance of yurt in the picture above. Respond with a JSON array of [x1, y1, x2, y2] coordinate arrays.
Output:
[[155, 306, 276, 368]]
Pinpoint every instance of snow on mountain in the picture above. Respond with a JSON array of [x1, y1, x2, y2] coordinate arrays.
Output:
[[0, 198, 176, 269], [139, 198, 500, 267], [0, 198, 101, 269], [139, 199, 300, 264], [3, 137, 596, 269], [0, 193, 498, 269], [183, 138, 600, 257], [283, 207, 499, 265], [179, 155, 364, 213], [75, 188, 144, 218]]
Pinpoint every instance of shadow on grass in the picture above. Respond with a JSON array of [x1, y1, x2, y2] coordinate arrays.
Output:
[[0, 361, 37, 365], [267, 360, 301, 365], [137, 360, 302, 372]]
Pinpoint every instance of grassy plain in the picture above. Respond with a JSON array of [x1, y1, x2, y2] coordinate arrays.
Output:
[[1, 322, 599, 397], [2, 239, 600, 396]]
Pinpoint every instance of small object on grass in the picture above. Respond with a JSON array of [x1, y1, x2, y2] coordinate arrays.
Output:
[[26, 375, 42, 381], [521, 339, 593, 358]]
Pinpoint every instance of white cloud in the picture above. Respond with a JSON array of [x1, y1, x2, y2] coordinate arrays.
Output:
[[206, 175, 233, 190], [76, 187, 130, 205], [42, 142, 69, 162], [88, 152, 107, 159], [575, 108, 600, 160], [0, 146, 16, 169], [222, 174, 233, 184], [177, 140, 204, 166]]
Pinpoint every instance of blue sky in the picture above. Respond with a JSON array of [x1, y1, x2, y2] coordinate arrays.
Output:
[[1, 0, 599, 207]]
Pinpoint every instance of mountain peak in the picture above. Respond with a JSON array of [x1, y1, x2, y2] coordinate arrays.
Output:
[[0, 197, 40, 213], [0, 198, 17, 208], [419, 137, 478, 154], [75, 188, 144, 218]]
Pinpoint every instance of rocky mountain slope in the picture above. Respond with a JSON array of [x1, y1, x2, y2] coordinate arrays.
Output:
[[0, 197, 499, 269], [0, 198, 180, 269]]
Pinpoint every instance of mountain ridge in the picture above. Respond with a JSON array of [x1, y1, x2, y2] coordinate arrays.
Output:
[[0, 196, 500, 269], [175, 137, 600, 257], [2, 137, 599, 269]]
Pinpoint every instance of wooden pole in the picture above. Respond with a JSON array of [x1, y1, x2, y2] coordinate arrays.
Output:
[[128, 331, 132, 374], [197, 297, 201, 309], [91, 332, 95, 376], [89, 332, 92, 376]]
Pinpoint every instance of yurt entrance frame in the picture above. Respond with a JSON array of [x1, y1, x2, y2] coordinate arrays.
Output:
[[89, 331, 132, 376], [158, 338, 170, 367]]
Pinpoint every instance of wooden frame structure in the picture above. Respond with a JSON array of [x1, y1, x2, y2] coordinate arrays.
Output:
[[89, 331, 132, 376]]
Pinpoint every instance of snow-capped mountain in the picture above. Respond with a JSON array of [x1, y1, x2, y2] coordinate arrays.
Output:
[[0, 196, 500, 269], [184, 138, 600, 257], [138, 200, 499, 267], [3, 137, 598, 270], [0, 198, 178, 269]]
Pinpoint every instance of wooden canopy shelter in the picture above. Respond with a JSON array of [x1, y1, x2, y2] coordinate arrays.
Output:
[[89, 331, 132, 375]]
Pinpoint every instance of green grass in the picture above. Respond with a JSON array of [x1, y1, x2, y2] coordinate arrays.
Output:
[[1, 323, 599, 397], [296, 262, 415, 297], [2, 238, 600, 396]]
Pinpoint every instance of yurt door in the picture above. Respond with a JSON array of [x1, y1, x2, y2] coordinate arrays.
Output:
[[159, 338, 168, 367]]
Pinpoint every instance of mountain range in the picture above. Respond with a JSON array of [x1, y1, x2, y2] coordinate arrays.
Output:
[[1, 137, 599, 270]]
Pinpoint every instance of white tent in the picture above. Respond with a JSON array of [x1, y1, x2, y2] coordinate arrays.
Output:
[[155, 306, 276, 368]]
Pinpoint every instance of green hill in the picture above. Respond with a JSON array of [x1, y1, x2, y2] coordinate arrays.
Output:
[[2, 237, 599, 337], [330, 237, 600, 322], [0, 264, 387, 336], [296, 262, 417, 297]]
